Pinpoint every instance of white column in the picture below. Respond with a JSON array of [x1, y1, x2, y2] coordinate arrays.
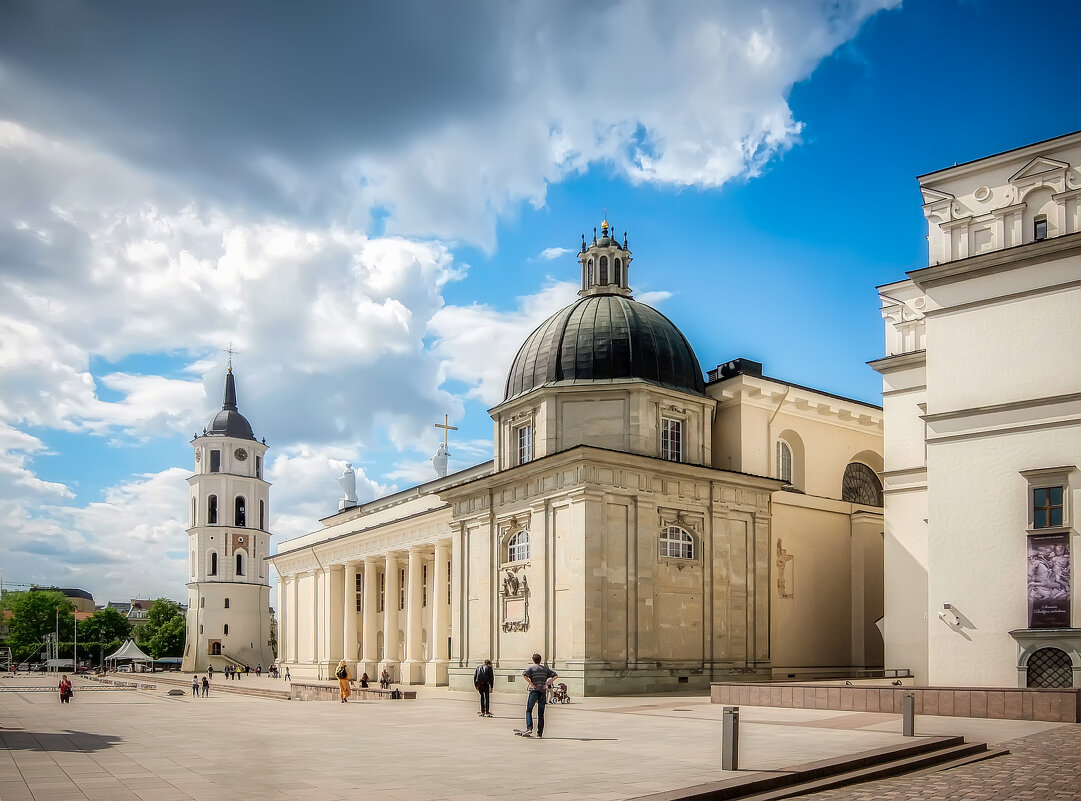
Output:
[[427, 539, 451, 685], [344, 562, 358, 666], [383, 553, 401, 678], [403, 546, 425, 684], [276, 576, 287, 664], [288, 575, 299, 666], [361, 557, 379, 677], [308, 570, 319, 664]]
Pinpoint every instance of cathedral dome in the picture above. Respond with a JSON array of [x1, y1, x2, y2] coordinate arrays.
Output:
[[504, 293, 706, 401], [205, 369, 257, 440]]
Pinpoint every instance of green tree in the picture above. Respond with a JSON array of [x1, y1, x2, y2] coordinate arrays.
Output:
[[147, 614, 186, 658], [77, 608, 133, 662], [7, 590, 74, 662], [135, 598, 185, 658]]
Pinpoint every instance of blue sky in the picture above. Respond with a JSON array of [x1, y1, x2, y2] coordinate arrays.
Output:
[[1, 0, 1077, 603]]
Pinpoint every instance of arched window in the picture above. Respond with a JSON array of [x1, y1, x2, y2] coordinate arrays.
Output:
[[507, 530, 530, 562], [223, 624, 229, 636], [235, 496, 246, 527], [224, 598, 230, 609], [841, 463, 883, 506], [259, 500, 265, 530], [659, 526, 695, 559], [614, 258, 622, 286], [1026, 647, 1073, 688], [209, 552, 218, 576], [236, 552, 244, 576], [210, 641, 221, 655], [207, 495, 217, 524], [776, 441, 793, 483], [599, 255, 609, 284], [587, 259, 594, 286]]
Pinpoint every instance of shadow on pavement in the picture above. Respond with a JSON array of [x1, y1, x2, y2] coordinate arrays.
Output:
[[0, 730, 122, 752]]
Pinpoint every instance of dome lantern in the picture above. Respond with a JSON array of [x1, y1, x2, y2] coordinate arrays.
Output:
[[579, 218, 632, 298]]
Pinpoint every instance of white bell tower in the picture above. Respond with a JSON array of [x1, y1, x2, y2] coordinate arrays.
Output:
[[182, 365, 275, 673]]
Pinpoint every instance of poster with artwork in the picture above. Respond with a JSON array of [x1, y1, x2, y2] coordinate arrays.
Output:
[[1027, 533, 1070, 628]]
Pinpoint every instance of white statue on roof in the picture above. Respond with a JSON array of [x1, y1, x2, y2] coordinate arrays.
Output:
[[338, 463, 358, 510], [432, 443, 449, 478]]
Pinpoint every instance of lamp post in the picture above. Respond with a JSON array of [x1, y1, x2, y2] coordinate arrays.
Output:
[[54, 607, 59, 676]]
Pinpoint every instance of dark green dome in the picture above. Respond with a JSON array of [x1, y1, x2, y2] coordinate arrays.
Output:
[[504, 293, 705, 401]]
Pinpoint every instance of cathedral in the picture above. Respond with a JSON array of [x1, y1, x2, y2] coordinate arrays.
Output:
[[268, 221, 885, 695]]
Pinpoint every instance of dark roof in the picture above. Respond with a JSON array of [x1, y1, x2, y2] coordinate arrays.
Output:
[[504, 292, 706, 401], [205, 370, 256, 441]]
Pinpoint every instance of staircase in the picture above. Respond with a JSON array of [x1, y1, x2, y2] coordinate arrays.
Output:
[[221, 652, 250, 670], [630, 736, 1006, 801]]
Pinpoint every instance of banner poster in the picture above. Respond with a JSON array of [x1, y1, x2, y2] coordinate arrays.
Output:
[[1027, 532, 1071, 628]]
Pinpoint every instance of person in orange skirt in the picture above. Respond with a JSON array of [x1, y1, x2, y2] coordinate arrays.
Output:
[[335, 660, 351, 703]]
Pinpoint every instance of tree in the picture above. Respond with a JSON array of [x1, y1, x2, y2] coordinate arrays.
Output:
[[77, 608, 133, 662], [135, 598, 185, 658], [6, 590, 74, 662], [148, 614, 185, 659]]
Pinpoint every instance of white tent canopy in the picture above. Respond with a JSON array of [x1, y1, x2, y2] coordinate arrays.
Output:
[[105, 639, 152, 663]]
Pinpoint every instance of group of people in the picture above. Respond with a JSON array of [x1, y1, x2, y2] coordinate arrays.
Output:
[[190, 675, 210, 697], [475, 653, 558, 738], [333, 662, 391, 701]]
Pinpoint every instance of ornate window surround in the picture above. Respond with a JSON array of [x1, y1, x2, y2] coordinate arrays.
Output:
[[1021, 466, 1075, 533], [657, 511, 702, 568]]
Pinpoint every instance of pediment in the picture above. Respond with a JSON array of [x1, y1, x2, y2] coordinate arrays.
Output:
[[1010, 156, 1069, 183], [920, 187, 953, 204]]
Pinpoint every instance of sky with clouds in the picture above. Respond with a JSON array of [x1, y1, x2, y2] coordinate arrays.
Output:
[[1, 0, 1077, 606]]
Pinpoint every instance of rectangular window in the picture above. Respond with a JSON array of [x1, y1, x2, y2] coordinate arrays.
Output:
[[422, 564, 428, 607], [224, 598, 229, 609], [355, 573, 363, 613], [448, 560, 452, 604], [255, 455, 262, 479], [517, 424, 533, 465], [1034, 217, 1048, 241], [209, 450, 221, 473], [661, 418, 682, 462], [1034, 486, 1065, 529], [399, 568, 406, 610], [379, 572, 385, 612]]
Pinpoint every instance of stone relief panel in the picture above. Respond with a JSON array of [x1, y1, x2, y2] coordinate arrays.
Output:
[[500, 567, 529, 632]]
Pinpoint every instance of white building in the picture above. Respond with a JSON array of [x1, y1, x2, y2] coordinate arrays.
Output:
[[182, 368, 276, 672], [270, 222, 886, 695], [874, 130, 1081, 688]]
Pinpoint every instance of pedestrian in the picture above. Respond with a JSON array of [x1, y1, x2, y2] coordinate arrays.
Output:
[[335, 660, 351, 703], [208, 664, 213, 680], [58, 675, 73, 704], [255, 664, 261, 677], [359, 672, 369, 688], [379, 668, 391, 689], [474, 659, 494, 717], [519, 654, 557, 738], [192, 675, 200, 696], [245, 664, 250, 675], [235, 666, 241, 680], [285, 667, 291, 682], [201, 676, 209, 697]]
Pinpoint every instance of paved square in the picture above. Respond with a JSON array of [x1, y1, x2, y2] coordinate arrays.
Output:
[[0, 676, 1069, 801]]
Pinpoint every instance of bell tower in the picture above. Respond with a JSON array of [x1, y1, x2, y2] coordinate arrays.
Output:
[[181, 366, 275, 673]]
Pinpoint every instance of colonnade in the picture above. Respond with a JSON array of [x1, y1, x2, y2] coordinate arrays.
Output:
[[276, 539, 453, 685]]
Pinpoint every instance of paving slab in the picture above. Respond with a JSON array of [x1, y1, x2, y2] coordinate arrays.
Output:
[[0, 675, 1073, 800]]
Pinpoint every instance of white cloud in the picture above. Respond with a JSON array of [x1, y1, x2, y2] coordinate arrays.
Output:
[[536, 247, 573, 262]]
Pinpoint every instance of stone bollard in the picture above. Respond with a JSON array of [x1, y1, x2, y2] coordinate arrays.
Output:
[[903, 693, 915, 737], [722, 706, 740, 770]]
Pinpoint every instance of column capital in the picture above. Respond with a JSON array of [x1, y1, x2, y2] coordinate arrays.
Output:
[[407, 544, 431, 556], [329, 563, 345, 573]]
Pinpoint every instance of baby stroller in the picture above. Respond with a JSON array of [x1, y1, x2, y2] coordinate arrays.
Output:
[[546, 682, 570, 704]]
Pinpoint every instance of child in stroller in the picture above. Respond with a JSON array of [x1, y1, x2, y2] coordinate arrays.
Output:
[[546, 681, 570, 704]]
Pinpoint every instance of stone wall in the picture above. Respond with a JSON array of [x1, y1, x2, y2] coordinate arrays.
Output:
[[290, 681, 416, 701], [711, 681, 1081, 723]]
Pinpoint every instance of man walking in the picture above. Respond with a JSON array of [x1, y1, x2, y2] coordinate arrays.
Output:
[[474, 659, 494, 717], [520, 654, 557, 738]]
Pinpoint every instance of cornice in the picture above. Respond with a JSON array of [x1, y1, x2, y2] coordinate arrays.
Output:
[[908, 231, 1081, 288], [867, 350, 926, 374]]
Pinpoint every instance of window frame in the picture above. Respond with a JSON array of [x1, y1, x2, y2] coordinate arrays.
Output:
[[1034, 215, 1048, 241], [207, 495, 218, 525], [507, 529, 530, 563], [516, 422, 533, 465], [1021, 467, 1074, 532], [660, 416, 683, 462], [777, 440, 793, 483], [659, 525, 696, 560], [209, 449, 221, 473]]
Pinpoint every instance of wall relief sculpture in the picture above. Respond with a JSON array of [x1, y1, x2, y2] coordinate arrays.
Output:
[[501, 568, 529, 632]]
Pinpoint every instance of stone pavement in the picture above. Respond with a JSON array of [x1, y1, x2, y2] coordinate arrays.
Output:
[[801, 723, 1081, 800], [0, 674, 1073, 801]]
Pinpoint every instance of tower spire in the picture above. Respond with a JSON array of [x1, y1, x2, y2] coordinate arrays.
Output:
[[222, 371, 239, 411]]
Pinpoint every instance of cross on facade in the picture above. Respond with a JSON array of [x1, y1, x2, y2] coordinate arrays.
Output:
[[222, 341, 240, 371], [434, 414, 458, 448]]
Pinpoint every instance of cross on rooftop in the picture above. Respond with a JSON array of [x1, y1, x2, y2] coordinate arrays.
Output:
[[222, 341, 240, 371], [434, 414, 458, 448]]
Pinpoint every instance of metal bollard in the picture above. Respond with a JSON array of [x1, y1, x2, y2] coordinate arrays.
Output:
[[902, 693, 915, 737], [721, 706, 739, 770]]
